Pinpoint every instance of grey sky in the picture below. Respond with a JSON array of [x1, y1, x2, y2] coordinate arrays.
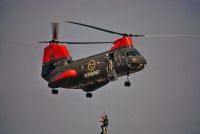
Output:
[[0, 0, 200, 134]]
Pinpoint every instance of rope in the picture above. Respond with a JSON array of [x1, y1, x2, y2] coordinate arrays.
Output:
[[103, 88, 106, 113]]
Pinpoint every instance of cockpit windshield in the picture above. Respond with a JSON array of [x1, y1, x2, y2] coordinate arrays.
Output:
[[126, 48, 141, 56]]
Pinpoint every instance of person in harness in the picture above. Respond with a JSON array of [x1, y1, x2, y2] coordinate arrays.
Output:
[[100, 112, 109, 134], [106, 54, 113, 72]]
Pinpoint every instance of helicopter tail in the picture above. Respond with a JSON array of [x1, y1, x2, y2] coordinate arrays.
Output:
[[40, 23, 73, 81], [41, 43, 72, 81]]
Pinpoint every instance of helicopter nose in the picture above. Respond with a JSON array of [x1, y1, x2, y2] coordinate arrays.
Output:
[[127, 56, 147, 70], [136, 56, 146, 70], [132, 56, 147, 65]]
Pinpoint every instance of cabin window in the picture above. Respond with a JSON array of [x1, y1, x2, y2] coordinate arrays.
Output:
[[108, 53, 114, 61], [80, 65, 84, 69], [96, 60, 100, 67]]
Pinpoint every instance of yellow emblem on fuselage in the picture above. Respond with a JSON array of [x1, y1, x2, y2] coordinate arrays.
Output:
[[88, 60, 96, 71]]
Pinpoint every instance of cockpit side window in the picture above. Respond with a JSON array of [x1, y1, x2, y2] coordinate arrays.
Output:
[[121, 52, 125, 57], [120, 49, 141, 58], [133, 49, 141, 55], [126, 51, 131, 56]]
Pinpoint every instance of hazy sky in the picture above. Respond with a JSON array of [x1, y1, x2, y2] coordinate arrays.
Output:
[[0, 0, 200, 134]]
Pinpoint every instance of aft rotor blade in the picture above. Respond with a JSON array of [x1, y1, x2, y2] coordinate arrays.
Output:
[[0, 40, 113, 45], [61, 41, 113, 44], [0, 41, 37, 43], [52, 23, 59, 40], [39, 41, 113, 44], [0, 41, 41, 46]]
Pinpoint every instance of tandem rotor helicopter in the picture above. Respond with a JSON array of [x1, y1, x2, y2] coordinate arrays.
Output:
[[1, 21, 199, 98], [40, 21, 147, 98]]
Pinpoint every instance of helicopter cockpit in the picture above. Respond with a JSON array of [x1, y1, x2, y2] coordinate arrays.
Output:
[[123, 48, 146, 70], [120, 48, 141, 58], [126, 48, 141, 56]]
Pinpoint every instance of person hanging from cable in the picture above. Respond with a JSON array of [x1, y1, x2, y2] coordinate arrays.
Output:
[[100, 112, 109, 134]]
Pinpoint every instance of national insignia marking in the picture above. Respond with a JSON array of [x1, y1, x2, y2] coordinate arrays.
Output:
[[88, 60, 96, 71]]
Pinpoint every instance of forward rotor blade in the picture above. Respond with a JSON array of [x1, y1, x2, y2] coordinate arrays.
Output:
[[65, 21, 125, 36], [143, 34, 200, 38], [65, 21, 148, 37], [65, 21, 200, 38], [52, 23, 59, 40]]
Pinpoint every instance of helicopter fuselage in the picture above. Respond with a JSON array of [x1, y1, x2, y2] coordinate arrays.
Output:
[[45, 46, 146, 93]]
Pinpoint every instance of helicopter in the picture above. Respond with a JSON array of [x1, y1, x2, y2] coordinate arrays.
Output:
[[1, 21, 197, 98], [39, 21, 148, 98]]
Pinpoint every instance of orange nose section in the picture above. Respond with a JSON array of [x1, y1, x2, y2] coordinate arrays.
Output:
[[110, 37, 134, 50]]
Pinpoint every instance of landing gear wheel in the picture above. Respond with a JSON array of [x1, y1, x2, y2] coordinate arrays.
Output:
[[124, 81, 131, 87], [51, 89, 58, 94], [124, 72, 131, 87], [86, 92, 92, 98]]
